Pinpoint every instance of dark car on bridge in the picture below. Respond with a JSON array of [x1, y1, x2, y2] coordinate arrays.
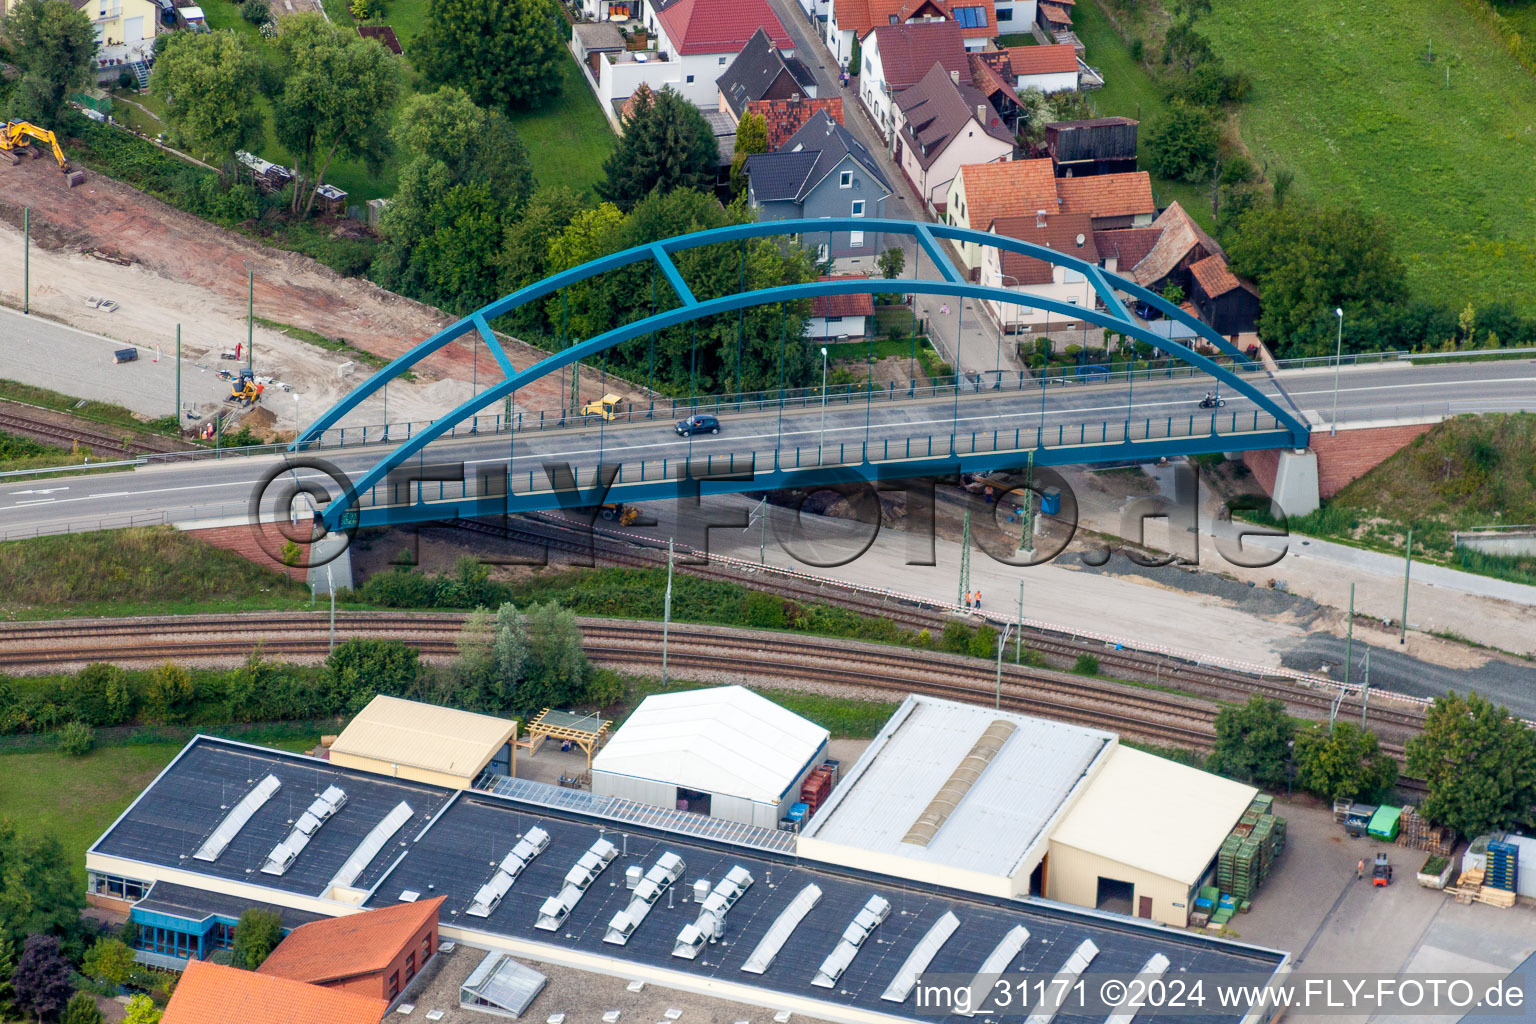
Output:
[[675, 413, 720, 436]]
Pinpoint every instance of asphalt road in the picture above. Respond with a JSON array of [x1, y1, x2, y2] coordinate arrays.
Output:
[[2, 357, 1534, 537]]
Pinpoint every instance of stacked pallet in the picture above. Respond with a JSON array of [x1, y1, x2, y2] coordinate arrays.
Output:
[[1216, 798, 1287, 902], [1396, 806, 1456, 856]]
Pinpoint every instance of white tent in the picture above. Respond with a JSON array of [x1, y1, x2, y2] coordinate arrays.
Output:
[[591, 686, 829, 829]]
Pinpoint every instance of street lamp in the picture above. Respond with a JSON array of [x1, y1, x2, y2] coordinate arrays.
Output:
[[819, 346, 828, 462], [995, 273, 1021, 378], [1330, 306, 1344, 435]]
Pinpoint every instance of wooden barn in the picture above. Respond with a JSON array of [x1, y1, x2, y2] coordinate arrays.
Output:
[[1045, 117, 1138, 177]]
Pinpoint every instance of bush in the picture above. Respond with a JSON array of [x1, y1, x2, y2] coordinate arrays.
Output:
[[232, 908, 282, 969], [1130, 38, 1143, 61], [117, 70, 133, 90], [1143, 102, 1219, 183], [280, 540, 301, 566], [82, 937, 134, 988], [146, 663, 194, 723], [968, 624, 998, 659], [583, 668, 625, 708], [239, 0, 269, 22], [57, 719, 95, 755], [938, 622, 975, 654], [61, 992, 103, 1024], [1072, 653, 1100, 676]]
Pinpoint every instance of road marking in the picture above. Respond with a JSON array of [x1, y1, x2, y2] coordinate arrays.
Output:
[[12, 488, 69, 495], [13, 498, 57, 505]]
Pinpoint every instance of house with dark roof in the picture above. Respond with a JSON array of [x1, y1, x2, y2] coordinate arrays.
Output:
[[1092, 226, 1163, 277], [1189, 253, 1261, 336], [747, 97, 846, 148], [807, 276, 877, 339], [258, 897, 446, 1003], [162, 960, 388, 1024], [859, 20, 968, 138], [1129, 200, 1222, 293], [598, 0, 793, 109], [825, 0, 944, 67], [980, 210, 1099, 330], [716, 27, 817, 122], [743, 111, 893, 261], [893, 62, 1014, 213]]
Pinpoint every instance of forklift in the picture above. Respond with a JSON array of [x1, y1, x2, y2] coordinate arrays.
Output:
[[1372, 853, 1393, 887]]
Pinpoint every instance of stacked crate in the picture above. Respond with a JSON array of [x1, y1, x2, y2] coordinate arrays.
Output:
[[1216, 798, 1287, 904], [1396, 806, 1456, 857], [1486, 841, 1519, 893], [799, 766, 833, 815]]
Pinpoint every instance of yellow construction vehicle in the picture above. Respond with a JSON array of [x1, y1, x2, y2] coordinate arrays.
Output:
[[598, 502, 639, 526], [225, 368, 264, 407], [1, 121, 83, 185], [580, 393, 623, 421]]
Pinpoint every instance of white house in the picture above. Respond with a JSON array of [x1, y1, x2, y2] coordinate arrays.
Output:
[[981, 210, 1099, 331], [893, 62, 1014, 213], [859, 20, 967, 140], [637, 0, 795, 107], [1000, 42, 1079, 93], [826, 0, 949, 69], [806, 278, 875, 339], [943, 158, 1057, 270]]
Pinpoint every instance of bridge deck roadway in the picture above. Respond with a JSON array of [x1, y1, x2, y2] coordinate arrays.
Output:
[[0, 357, 1533, 536]]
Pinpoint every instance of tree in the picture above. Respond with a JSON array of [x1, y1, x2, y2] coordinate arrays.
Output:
[[268, 14, 403, 215], [1143, 101, 1218, 183], [1406, 691, 1536, 838], [876, 247, 906, 280], [231, 909, 282, 969], [12, 935, 71, 1024], [1293, 721, 1398, 801], [729, 109, 768, 192], [451, 607, 497, 699], [377, 88, 533, 311], [0, 936, 18, 1022], [60, 993, 102, 1024], [121, 995, 161, 1024], [5, 0, 95, 125], [81, 938, 133, 989], [324, 639, 419, 713], [1223, 200, 1408, 357], [61, 665, 132, 727], [239, 0, 270, 23], [151, 32, 266, 172], [414, 0, 563, 112], [493, 602, 529, 701], [145, 663, 194, 724], [516, 602, 590, 718], [0, 821, 84, 945], [55, 721, 94, 757], [597, 87, 718, 211], [1206, 695, 1295, 787]]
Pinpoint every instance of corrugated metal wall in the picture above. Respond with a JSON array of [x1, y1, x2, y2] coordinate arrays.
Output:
[[590, 771, 677, 810]]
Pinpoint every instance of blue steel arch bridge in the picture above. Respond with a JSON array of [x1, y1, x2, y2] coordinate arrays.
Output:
[[292, 219, 1309, 530]]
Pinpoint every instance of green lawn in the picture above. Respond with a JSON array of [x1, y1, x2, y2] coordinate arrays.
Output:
[[1199, 0, 1536, 307], [0, 738, 314, 887], [1073, 0, 1218, 231], [200, 0, 263, 38], [505, 56, 615, 196], [995, 32, 1039, 46]]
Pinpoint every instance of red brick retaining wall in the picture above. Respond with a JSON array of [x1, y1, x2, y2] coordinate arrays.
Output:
[[1242, 422, 1435, 499]]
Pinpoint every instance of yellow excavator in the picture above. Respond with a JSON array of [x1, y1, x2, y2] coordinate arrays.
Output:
[[1, 121, 84, 186]]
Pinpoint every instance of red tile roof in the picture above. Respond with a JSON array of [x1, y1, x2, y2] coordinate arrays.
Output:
[[991, 212, 1097, 285], [811, 277, 877, 318], [955, 158, 1057, 234], [1055, 171, 1155, 220], [837, 0, 946, 39], [1005, 42, 1078, 77], [620, 83, 654, 122], [163, 960, 387, 1024], [1132, 201, 1222, 286], [1190, 253, 1257, 298], [257, 898, 444, 986], [871, 21, 969, 90], [1092, 227, 1163, 273], [747, 97, 846, 148], [656, 0, 792, 56], [968, 51, 1022, 108], [1039, 0, 1072, 26]]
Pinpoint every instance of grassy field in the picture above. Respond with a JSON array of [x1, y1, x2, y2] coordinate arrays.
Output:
[[0, 737, 313, 887], [0, 527, 311, 619], [505, 57, 616, 197], [1199, 0, 1536, 308], [1073, 0, 1219, 231]]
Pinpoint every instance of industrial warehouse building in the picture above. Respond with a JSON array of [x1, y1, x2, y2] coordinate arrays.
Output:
[[87, 735, 1287, 1024], [799, 695, 1257, 926], [590, 686, 830, 829], [328, 695, 517, 789]]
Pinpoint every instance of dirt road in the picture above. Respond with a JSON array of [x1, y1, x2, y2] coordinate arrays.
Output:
[[0, 157, 635, 429]]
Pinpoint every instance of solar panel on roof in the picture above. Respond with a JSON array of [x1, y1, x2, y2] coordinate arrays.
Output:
[[328, 801, 413, 890], [880, 911, 960, 1002], [193, 774, 280, 862], [957, 924, 1030, 1017], [1024, 939, 1100, 1024], [741, 884, 822, 974], [1104, 952, 1170, 1024]]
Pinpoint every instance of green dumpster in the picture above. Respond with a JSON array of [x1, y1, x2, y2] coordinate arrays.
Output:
[[1367, 805, 1401, 841]]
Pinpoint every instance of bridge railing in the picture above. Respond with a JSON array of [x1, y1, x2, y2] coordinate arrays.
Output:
[[347, 409, 1289, 513]]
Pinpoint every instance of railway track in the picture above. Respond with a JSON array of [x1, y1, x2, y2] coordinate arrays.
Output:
[[0, 613, 1412, 760], [0, 410, 179, 459]]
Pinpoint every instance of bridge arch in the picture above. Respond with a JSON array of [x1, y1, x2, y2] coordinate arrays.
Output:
[[295, 219, 1306, 523]]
